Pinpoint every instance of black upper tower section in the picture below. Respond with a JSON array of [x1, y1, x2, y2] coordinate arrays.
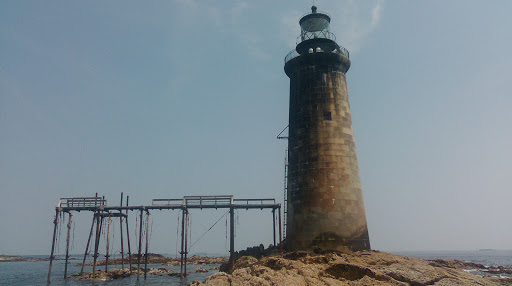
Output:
[[284, 6, 350, 76]]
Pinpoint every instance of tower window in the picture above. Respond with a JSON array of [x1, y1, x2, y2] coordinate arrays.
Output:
[[323, 111, 332, 121]]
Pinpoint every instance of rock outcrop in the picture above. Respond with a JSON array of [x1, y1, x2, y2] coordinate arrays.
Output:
[[190, 251, 512, 286]]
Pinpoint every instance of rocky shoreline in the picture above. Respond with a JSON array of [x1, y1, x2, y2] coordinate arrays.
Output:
[[191, 251, 512, 286], [6, 251, 512, 284]]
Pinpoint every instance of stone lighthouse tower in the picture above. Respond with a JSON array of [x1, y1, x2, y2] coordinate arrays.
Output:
[[284, 6, 370, 251]]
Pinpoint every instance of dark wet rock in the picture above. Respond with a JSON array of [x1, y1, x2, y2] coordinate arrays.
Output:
[[195, 267, 208, 273], [72, 267, 177, 280], [79, 253, 227, 267], [71, 268, 132, 280], [80, 253, 170, 266], [147, 267, 176, 276], [166, 255, 227, 266]]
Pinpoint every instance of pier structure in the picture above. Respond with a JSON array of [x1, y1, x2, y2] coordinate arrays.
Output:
[[47, 194, 281, 282]]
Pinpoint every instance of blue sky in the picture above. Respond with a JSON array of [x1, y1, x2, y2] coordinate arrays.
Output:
[[1, 0, 511, 255]]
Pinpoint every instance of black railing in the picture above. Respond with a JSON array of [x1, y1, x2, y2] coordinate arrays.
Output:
[[284, 44, 349, 64]]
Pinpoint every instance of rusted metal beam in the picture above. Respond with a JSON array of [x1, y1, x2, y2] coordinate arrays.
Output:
[[92, 214, 103, 278], [80, 213, 96, 275], [47, 208, 60, 282]]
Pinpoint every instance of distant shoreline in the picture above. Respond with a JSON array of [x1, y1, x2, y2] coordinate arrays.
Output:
[[0, 255, 49, 262]]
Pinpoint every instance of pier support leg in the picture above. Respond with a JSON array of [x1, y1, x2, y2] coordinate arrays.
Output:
[[125, 196, 132, 273], [229, 207, 234, 266], [179, 208, 190, 278], [105, 213, 112, 272], [144, 211, 150, 279], [272, 208, 276, 247], [47, 208, 60, 283], [119, 193, 125, 270], [180, 209, 185, 278], [184, 210, 189, 276], [137, 209, 143, 280], [81, 213, 96, 275], [64, 212, 73, 278], [92, 214, 103, 278]]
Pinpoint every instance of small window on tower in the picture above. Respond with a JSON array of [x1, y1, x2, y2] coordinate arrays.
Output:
[[323, 111, 332, 121]]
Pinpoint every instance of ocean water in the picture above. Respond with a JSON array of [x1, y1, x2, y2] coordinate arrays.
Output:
[[393, 250, 512, 279], [393, 250, 512, 267], [0, 255, 218, 286], [2, 250, 512, 285]]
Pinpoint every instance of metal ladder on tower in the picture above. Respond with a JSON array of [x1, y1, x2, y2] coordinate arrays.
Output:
[[283, 148, 288, 239]]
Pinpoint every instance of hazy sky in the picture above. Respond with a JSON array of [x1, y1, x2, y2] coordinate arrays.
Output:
[[1, 0, 511, 256]]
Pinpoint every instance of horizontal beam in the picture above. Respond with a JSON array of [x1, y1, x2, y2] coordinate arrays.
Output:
[[58, 203, 281, 212]]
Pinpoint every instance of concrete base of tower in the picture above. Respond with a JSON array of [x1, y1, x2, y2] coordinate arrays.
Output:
[[285, 210, 371, 252]]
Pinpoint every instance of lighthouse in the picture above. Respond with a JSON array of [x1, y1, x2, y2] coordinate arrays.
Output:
[[284, 6, 370, 251]]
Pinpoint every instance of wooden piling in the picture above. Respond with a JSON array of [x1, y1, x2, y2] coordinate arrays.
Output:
[[47, 208, 60, 283], [64, 212, 73, 278]]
